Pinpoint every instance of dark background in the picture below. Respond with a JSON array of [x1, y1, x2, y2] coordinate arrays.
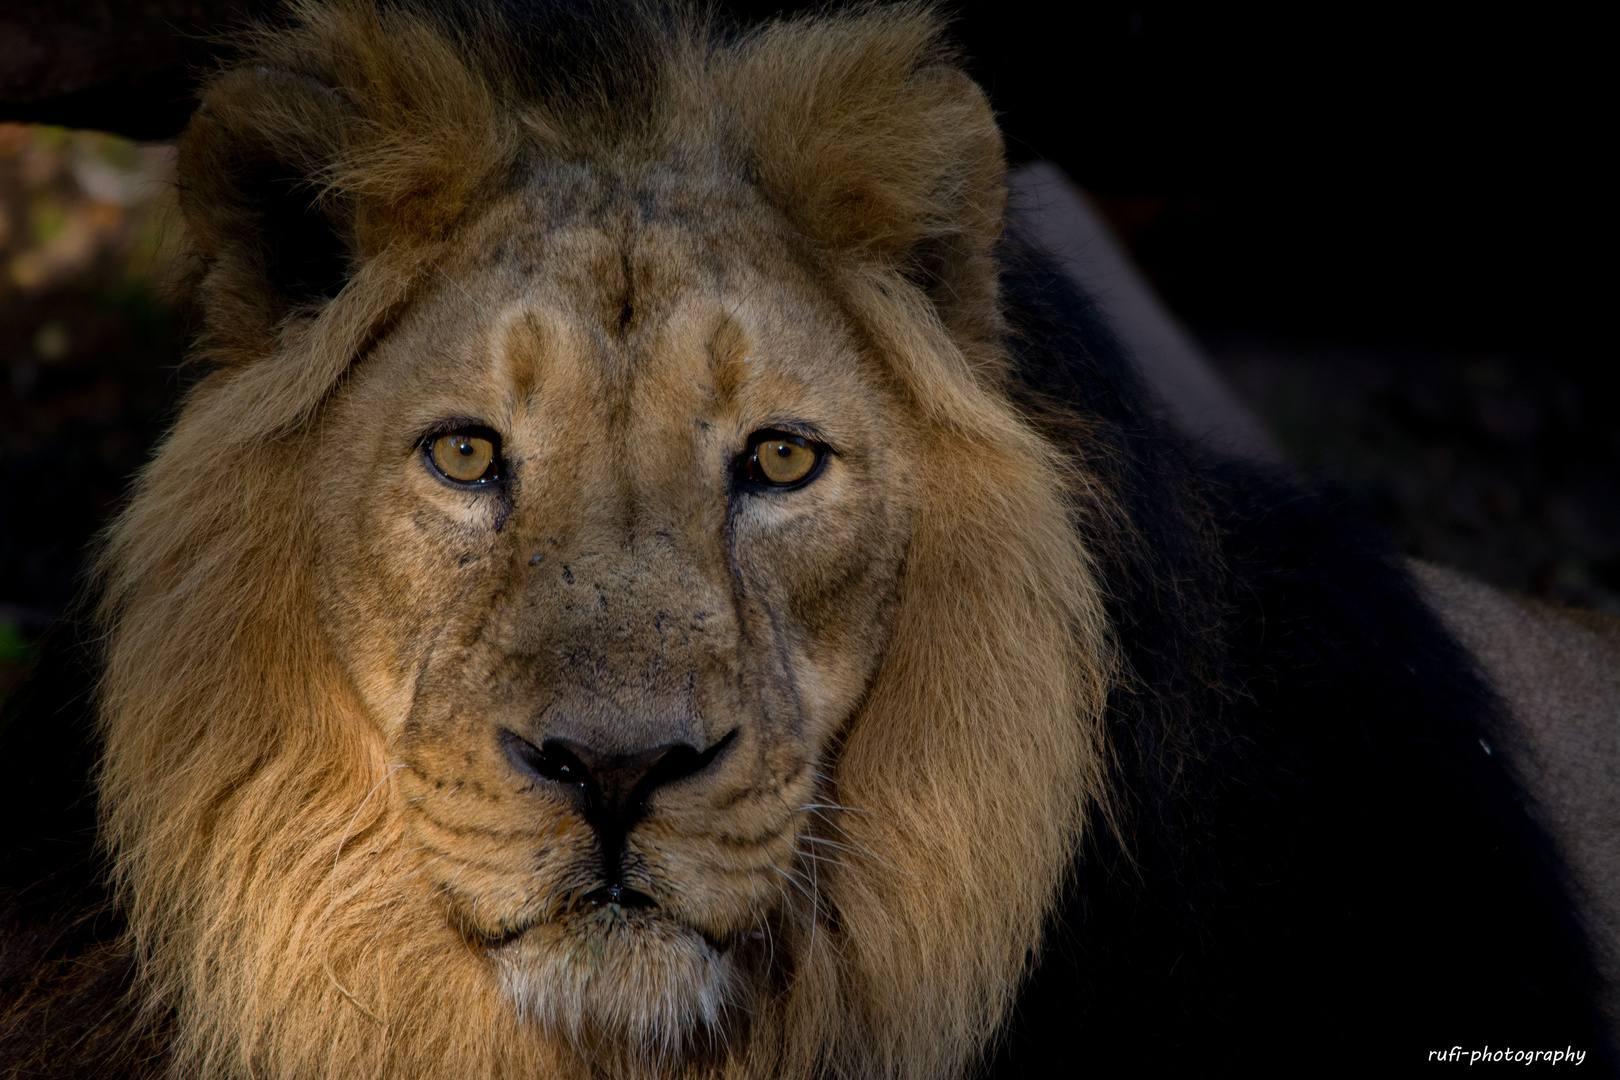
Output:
[[957, 2, 1607, 361], [0, 0, 1614, 693]]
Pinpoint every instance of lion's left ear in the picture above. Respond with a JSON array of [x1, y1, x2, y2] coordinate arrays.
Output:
[[730, 10, 1006, 337]]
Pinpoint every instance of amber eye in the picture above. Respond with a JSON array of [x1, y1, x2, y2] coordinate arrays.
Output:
[[428, 430, 499, 485], [744, 432, 824, 488]]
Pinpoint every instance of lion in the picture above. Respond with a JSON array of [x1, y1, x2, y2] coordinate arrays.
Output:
[[0, 1, 1614, 1076]]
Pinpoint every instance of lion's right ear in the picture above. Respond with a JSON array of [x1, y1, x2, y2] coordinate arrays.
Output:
[[177, 4, 504, 369], [178, 66, 362, 362]]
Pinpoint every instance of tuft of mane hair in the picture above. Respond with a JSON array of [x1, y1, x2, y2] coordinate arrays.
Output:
[[0, 1, 1612, 1078]]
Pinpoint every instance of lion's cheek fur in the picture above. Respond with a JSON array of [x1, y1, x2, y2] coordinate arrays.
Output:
[[95, 448, 566, 1076]]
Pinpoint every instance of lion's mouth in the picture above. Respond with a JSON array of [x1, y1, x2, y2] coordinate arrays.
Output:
[[483, 882, 754, 1050], [475, 886, 735, 957], [580, 884, 658, 910]]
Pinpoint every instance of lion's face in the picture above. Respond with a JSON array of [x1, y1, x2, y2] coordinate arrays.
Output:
[[311, 174, 916, 1043]]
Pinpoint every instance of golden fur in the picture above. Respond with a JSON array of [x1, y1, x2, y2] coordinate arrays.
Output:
[[94, 3, 1112, 1076]]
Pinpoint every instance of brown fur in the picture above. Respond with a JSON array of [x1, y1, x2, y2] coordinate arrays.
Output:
[[94, 3, 1112, 1076]]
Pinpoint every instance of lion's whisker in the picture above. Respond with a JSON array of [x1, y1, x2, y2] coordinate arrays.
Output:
[[796, 813, 911, 878], [433, 261, 486, 314], [797, 833, 876, 858], [771, 859, 825, 969], [770, 864, 815, 907], [331, 762, 408, 898]]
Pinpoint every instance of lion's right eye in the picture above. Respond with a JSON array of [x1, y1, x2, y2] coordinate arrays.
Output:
[[426, 430, 500, 485]]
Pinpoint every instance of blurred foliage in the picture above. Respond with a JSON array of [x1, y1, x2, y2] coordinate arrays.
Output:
[[0, 123, 185, 292], [0, 122, 194, 702], [0, 620, 36, 663]]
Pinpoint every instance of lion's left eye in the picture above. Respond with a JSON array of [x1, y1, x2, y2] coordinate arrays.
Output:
[[426, 429, 501, 485], [742, 431, 826, 488]]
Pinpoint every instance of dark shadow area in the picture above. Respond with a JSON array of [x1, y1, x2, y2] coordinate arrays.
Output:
[[1211, 336, 1620, 610]]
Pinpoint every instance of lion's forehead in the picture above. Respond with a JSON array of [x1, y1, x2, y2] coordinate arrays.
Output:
[[367, 185, 881, 463], [449, 170, 800, 319]]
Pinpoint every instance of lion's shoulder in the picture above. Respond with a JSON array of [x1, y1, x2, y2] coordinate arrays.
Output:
[[991, 256, 1613, 1069], [1414, 560, 1620, 1029]]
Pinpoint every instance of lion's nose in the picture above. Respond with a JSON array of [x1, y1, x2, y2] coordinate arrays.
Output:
[[502, 729, 735, 895], [501, 728, 736, 831]]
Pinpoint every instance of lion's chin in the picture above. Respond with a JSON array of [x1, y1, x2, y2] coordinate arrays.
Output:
[[492, 905, 740, 1057]]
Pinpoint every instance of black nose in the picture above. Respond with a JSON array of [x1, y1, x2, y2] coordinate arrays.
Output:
[[501, 728, 735, 833]]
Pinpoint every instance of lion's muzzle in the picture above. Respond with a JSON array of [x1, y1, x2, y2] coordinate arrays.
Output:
[[500, 727, 738, 904]]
